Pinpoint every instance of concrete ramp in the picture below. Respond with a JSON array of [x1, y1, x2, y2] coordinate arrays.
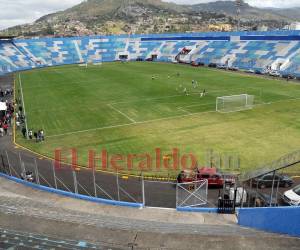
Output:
[[0, 177, 299, 249]]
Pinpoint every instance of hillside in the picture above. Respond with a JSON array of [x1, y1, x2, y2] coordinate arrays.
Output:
[[268, 7, 300, 21], [193, 1, 300, 21], [0, 0, 298, 37]]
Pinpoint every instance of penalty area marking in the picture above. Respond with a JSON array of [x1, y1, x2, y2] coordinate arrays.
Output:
[[47, 110, 216, 139], [178, 102, 215, 109], [46, 96, 300, 139], [177, 107, 191, 114], [107, 104, 136, 123], [110, 94, 184, 105]]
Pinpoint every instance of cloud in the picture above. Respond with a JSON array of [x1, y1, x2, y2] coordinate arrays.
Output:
[[0, 0, 84, 30], [1, 0, 300, 30]]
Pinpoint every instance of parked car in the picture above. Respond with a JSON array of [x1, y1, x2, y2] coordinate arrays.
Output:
[[247, 190, 279, 207], [208, 63, 217, 68], [283, 184, 300, 206], [269, 71, 281, 77], [228, 66, 239, 71], [262, 68, 270, 75], [216, 64, 227, 70], [245, 69, 255, 74], [252, 173, 293, 189], [222, 188, 277, 207], [177, 167, 236, 187], [20, 171, 35, 183]]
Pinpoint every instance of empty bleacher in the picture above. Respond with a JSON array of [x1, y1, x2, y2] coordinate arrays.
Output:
[[0, 30, 300, 77], [0, 41, 35, 74]]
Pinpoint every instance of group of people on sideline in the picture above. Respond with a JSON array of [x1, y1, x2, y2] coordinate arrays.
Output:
[[21, 128, 45, 142], [0, 88, 13, 98], [0, 101, 14, 137], [0, 85, 45, 142]]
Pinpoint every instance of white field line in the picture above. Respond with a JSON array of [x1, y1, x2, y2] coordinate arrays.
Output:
[[257, 97, 300, 106], [103, 86, 261, 103], [24, 78, 105, 90], [109, 90, 230, 106], [177, 107, 191, 114], [19, 74, 29, 139], [46, 96, 300, 139], [107, 104, 136, 123], [47, 110, 216, 138], [179, 102, 215, 109], [110, 94, 184, 105]]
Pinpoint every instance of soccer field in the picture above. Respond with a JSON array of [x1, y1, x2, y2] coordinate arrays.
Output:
[[16, 62, 300, 176]]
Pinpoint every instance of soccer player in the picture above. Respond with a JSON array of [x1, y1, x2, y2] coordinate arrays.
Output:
[[200, 89, 206, 98], [192, 80, 195, 88], [183, 87, 188, 96]]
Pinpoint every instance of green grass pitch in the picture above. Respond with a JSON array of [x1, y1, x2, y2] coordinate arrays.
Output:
[[16, 62, 300, 176]]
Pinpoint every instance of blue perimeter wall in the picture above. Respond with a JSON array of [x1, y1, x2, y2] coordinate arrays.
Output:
[[238, 207, 300, 237], [0, 173, 143, 208]]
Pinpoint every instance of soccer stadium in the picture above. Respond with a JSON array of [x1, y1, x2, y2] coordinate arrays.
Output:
[[7, 32, 300, 175], [0, 1, 300, 249]]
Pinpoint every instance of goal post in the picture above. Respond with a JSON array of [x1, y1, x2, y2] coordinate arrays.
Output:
[[216, 94, 255, 113]]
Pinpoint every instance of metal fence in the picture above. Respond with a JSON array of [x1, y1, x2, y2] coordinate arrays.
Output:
[[0, 150, 144, 206], [5, 148, 297, 209], [0, 149, 218, 209], [241, 149, 300, 181], [176, 180, 208, 208]]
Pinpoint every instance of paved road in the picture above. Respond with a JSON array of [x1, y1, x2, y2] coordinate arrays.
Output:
[[0, 74, 299, 209], [0, 74, 222, 208], [1, 73, 300, 249]]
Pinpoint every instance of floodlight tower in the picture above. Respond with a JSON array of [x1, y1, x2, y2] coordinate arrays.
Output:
[[236, 0, 242, 31]]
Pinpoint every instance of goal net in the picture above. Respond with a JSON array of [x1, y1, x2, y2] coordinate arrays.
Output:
[[216, 94, 255, 113]]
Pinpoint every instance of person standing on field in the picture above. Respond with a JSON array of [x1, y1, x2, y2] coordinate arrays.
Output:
[[21, 127, 26, 138], [28, 130, 33, 140]]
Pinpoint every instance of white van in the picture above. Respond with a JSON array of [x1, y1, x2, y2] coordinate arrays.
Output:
[[283, 184, 300, 206]]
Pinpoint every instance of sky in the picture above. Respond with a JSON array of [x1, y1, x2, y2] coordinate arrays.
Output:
[[1, 0, 300, 30]]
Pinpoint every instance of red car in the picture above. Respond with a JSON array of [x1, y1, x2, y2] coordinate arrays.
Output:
[[177, 167, 235, 187]]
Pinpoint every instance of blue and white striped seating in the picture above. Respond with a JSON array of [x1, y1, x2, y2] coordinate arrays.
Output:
[[0, 30, 299, 77]]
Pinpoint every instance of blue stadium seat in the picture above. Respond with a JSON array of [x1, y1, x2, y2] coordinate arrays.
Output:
[[0, 30, 299, 77]]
